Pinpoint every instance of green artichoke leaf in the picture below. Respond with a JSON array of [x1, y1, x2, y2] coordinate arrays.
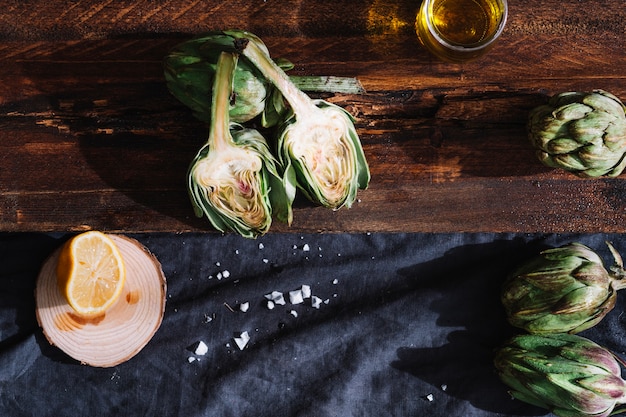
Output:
[[552, 102, 592, 121], [547, 137, 583, 154], [571, 111, 614, 140], [583, 90, 626, 116], [577, 374, 626, 400], [553, 153, 588, 171]]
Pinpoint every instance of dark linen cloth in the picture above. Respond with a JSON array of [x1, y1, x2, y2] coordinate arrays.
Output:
[[1, 232, 625, 417]]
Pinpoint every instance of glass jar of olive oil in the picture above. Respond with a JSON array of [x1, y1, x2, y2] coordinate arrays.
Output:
[[416, 0, 508, 62]]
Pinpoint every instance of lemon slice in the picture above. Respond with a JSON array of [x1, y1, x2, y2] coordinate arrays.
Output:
[[56, 231, 126, 317]]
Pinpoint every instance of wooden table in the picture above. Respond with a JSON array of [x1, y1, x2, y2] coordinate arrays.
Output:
[[1, 0, 625, 233]]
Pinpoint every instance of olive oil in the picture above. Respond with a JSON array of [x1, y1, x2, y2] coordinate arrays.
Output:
[[416, 0, 507, 62]]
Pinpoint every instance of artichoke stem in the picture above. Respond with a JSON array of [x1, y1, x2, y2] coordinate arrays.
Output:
[[206, 52, 239, 152], [233, 33, 315, 117]]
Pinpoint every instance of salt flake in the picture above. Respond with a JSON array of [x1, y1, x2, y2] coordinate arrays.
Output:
[[311, 296, 323, 309], [289, 290, 304, 305], [265, 291, 286, 305], [194, 341, 208, 356], [234, 331, 250, 350]]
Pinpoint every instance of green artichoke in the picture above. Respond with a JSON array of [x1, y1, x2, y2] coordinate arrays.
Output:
[[164, 32, 365, 126], [502, 242, 626, 334], [164, 32, 276, 125], [187, 51, 292, 238], [494, 333, 626, 417], [528, 90, 626, 177], [229, 30, 370, 209]]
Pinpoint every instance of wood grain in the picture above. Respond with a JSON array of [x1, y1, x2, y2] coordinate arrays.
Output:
[[1, 0, 625, 233]]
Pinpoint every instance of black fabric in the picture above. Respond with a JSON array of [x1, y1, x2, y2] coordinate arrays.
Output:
[[2, 232, 626, 417]]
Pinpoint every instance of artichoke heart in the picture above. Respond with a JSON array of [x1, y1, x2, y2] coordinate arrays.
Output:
[[228, 30, 370, 210], [187, 51, 292, 238], [528, 90, 626, 177]]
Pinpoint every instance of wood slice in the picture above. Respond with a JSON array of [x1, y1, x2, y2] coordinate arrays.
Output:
[[35, 234, 167, 367]]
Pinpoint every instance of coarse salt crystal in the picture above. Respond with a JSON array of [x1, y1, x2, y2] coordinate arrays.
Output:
[[311, 296, 322, 309], [240, 302, 250, 312], [234, 331, 250, 350], [259, 243, 264, 250], [194, 341, 208, 356], [301, 285, 311, 298], [265, 291, 286, 305], [188, 356, 197, 363], [290, 310, 298, 318], [267, 300, 275, 310], [222, 270, 230, 278], [332, 279, 339, 284], [302, 244, 310, 252], [289, 290, 304, 305], [426, 393, 434, 402]]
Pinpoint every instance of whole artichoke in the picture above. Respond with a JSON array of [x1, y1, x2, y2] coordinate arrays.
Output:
[[494, 333, 626, 417], [501, 242, 626, 334], [528, 90, 626, 177], [164, 32, 277, 125]]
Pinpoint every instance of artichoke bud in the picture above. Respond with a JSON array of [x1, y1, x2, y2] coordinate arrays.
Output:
[[528, 90, 626, 177], [501, 242, 626, 334], [164, 32, 288, 124], [494, 333, 626, 417]]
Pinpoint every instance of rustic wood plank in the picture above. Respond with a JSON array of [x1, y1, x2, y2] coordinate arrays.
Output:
[[0, 1, 625, 233]]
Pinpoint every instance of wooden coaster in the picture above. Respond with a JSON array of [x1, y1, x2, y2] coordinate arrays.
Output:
[[35, 234, 167, 367]]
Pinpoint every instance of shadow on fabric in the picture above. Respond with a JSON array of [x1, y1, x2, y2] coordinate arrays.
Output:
[[390, 236, 550, 416]]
